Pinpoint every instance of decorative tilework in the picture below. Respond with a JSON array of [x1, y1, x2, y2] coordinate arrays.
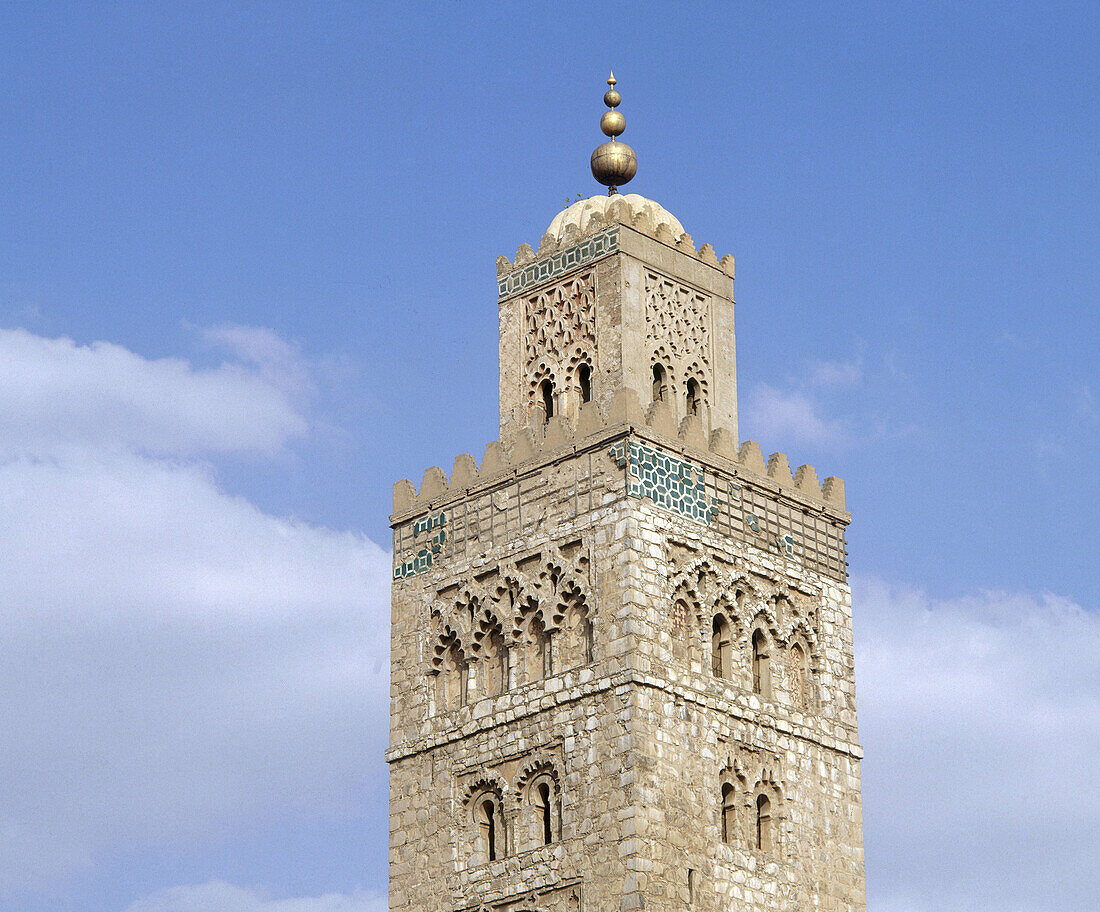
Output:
[[394, 512, 447, 580], [413, 512, 446, 537], [498, 228, 618, 298], [780, 533, 797, 557], [610, 440, 715, 524]]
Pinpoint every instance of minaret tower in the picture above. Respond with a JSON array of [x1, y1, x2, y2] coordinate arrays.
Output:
[[388, 77, 866, 912]]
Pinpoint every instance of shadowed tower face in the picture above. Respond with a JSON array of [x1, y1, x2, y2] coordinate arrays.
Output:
[[388, 77, 866, 912]]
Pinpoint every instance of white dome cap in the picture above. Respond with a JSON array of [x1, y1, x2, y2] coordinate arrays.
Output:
[[545, 193, 686, 243]]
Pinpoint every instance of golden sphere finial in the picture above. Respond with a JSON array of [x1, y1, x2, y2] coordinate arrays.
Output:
[[590, 70, 636, 196]]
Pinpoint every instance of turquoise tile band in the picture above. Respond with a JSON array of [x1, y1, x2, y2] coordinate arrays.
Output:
[[498, 227, 618, 298]]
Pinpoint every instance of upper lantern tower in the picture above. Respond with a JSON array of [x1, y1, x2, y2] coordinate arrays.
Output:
[[497, 76, 738, 444]]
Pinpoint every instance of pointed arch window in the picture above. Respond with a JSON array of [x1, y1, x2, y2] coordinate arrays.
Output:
[[480, 625, 507, 697], [438, 637, 468, 711], [524, 772, 560, 848]]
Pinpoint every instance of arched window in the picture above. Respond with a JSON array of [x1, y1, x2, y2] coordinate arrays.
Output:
[[686, 377, 701, 416], [721, 782, 737, 844], [790, 642, 808, 709], [652, 363, 667, 403], [477, 796, 501, 861], [535, 781, 553, 844], [540, 378, 555, 421], [711, 615, 731, 679], [752, 629, 771, 698], [755, 793, 772, 852], [578, 364, 592, 404]]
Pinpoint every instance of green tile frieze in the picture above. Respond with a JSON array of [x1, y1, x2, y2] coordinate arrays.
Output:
[[498, 227, 618, 298]]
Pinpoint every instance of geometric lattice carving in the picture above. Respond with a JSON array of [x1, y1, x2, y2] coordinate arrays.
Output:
[[525, 272, 595, 407], [645, 271, 712, 402]]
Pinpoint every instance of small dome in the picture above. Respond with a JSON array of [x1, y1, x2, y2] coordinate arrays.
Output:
[[545, 194, 686, 243]]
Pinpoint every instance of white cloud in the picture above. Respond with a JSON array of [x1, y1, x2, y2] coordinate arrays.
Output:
[[741, 382, 852, 449], [854, 577, 1100, 912], [0, 329, 392, 899], [122, 881, 386, 912], [0, 328, 308, 459], [809, 359, 862, 388]]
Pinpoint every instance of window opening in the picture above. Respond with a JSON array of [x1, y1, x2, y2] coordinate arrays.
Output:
[[686, 377, 700, 416], [756, 793, 772, 852], [712, 615, 731, 679], [652, 363, 666, 402], [479, 798, 498, 861], [578, 364, 592, 404], [540, 379, 555, 421], [536, 781, 553, 844], [721, 782, 736, 844]]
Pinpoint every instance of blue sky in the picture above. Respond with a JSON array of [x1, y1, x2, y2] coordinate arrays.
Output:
[[0, 3, 1096, 912]]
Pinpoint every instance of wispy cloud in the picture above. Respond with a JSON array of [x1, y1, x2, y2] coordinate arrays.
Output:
[[123, 881, 387, 912], [741, 382, 854, 449], [809, 359, 863, 388], [0, 328, 309, 459], [855, 577, 1099, 912]]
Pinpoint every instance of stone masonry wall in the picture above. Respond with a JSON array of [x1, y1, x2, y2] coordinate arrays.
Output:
[[389, 412, 864, 912]]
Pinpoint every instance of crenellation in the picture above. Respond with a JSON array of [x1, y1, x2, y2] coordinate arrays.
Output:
[[393, 402, 849, 526], [767, 452, 793, 485]]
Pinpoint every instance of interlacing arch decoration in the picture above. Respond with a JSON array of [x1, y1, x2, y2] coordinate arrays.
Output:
[[644, 271, 713, 413], [548, 578, 593, 670], [664, 560, 825, 712], [787, 630, 814, 710], [513, 593, 552, 685], [429, 547, 594, 711], [669, 580, 705, 664], [668, 559, 751, 666], [472, 608, 508, 699], [431, 625, 468, 712]]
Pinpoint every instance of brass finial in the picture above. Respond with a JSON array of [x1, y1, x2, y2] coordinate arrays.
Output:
[[590, 71, 637, 195]]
